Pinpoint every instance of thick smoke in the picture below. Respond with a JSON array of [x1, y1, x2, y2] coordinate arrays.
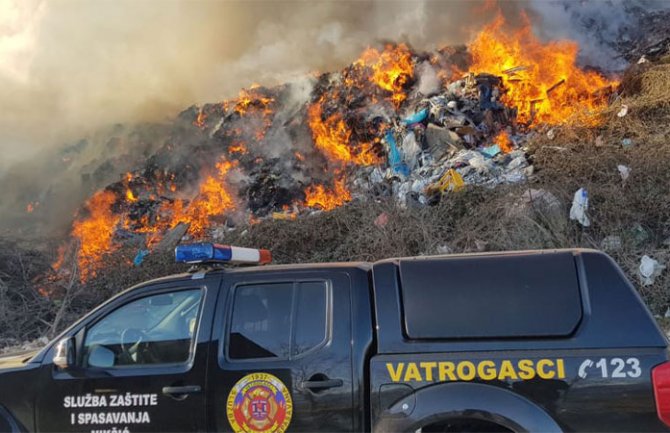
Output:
[[528, 0, 670, 71], [0, 0, 666, 236]]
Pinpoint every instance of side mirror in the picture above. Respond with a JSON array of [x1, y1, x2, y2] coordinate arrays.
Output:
[[53, 337, 76, 369]]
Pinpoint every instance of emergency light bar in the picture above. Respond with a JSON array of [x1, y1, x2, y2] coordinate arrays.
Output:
[[175, 243, 272, 265]]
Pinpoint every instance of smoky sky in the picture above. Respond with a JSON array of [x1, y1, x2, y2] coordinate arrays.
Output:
[[0, 0, 666, 171], [0, 0, 531, 171], [0, 0, 666, 235]]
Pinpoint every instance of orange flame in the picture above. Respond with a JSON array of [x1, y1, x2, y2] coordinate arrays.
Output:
[[494, 130, 513, 153], [233, 88, 274, 116], [468, 13, 617, 125], [194, 108, 207, 128], [355, 43, 414, 106], [228, 143, 248, 155], [304, 177, 351, 211], [125, 189, 138, 202], [70, 190, 120, 281], [307, 97, 378, 165], [165, 159, 237, 236]]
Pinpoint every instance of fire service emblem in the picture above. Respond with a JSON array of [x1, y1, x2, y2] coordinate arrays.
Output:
[[227, 372, 293, 433]]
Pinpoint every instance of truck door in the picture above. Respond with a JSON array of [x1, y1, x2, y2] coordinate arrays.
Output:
[[209, 271, 354, 432], [35, 279, 218, 432]]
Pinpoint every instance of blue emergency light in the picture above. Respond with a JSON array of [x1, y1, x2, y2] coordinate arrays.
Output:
[[175, 243, 272, 265]]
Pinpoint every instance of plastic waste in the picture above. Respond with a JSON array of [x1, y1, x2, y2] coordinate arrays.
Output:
[[480, 144, 501, 158], [569, 188, 590, 227], [385, 131, 410, 176], [601, 235, 622, 252], [401, 131, 421, 170], [133, 249, 150, 266], [622, 138, 633, 148], [402, 108, 428, 126], [640, 255, 665, 286], [617, 104, 628, 118], [436, 245, 452, 254], [374, 212, 389, 227], [631, 223, 650, 246], [439, 169, 464, 192], [617, 164, 631, 181]]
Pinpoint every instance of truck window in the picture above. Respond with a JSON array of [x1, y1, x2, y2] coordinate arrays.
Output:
[[82, 289, 203, 367], [228, 281, 328, 360]]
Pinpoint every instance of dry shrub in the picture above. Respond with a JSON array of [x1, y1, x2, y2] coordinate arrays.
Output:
[[527, 59, 670, 310], [0, 240, 53, 348], [5, 60, 670, 348]]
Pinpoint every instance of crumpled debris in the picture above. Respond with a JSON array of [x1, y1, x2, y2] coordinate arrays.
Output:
[[480, 144, 501, 158], [133, 249, 150, 266], [639, 255, 665, 286], [436, 244, 452, 254], [617, 104, 629, 118], [617, 164, 631, 181], [569, 188, 590, 227], [601, 235, 623, 252], [374, 212, 389, 227]]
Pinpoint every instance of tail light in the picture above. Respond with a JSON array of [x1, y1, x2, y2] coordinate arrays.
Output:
[[652, 361, 670, 427]]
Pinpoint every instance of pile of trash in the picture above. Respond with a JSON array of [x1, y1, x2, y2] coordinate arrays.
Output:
[[36, 19, 622, 283], [357, 72, 532, 207]]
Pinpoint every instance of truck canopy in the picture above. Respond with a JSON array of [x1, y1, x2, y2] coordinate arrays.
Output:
[[372, 249, 667, 352]]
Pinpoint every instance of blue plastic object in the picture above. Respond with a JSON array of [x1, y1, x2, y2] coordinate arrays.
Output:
[[133, 249, 150, 266], [385, 131, 410, 176], [480, 144, 501, 158], [402, 108, 428, 125], [175, 243, 232, 263]]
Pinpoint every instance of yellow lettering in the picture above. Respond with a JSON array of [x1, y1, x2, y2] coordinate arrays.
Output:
[[438, 362, 457, 381], [536, 359, 555, 379], [498, 360, 518, 380], [420, 362, 437, 382], [477, 360, 497, 380], [556, 359, 566, 379], [404, 363, 422, 382], [517, 359, 536, 380], [386, 363, 404, 382], [457, 361, 476, 381]]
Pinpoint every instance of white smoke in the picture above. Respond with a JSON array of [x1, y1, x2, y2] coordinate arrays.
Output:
[[529, 0, 670, 70]]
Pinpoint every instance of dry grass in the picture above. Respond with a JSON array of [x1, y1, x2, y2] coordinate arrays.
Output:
[[2, 60, 670, 349]]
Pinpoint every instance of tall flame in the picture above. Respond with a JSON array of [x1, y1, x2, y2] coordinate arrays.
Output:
[[70, 190, 120, 281], [468, 13, 617, 125], [355, 43, 414, 106], [307, 97, 378, 165], [164, 159, 237, 236]]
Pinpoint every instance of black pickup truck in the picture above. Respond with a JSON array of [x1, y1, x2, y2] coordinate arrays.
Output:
[[1, 245, 669, 433]]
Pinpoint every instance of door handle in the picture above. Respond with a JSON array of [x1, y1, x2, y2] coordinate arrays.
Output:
[[162, 385, 202, 401], [302, 378, 343, 391]]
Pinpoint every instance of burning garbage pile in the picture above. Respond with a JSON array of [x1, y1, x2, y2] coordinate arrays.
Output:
[[47, 14, 621, 285]]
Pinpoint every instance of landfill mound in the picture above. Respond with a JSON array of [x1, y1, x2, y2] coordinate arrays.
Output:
[[4, 14, 670, 349]]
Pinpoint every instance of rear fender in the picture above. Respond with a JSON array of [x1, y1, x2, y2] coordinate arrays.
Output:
[[374, 382, 563, 433]]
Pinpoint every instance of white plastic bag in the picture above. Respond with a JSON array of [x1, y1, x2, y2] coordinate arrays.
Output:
[[617, 164, 631, 181], [569, 188, 590, 227], [640, 255, 665, 286]]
